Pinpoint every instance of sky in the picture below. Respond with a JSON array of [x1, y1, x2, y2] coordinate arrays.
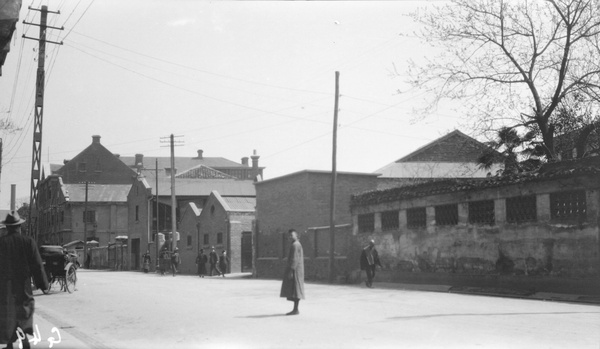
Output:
[[0, 0, 465, 208]]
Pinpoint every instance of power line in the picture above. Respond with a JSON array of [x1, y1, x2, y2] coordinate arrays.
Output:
[[69, 29, 331, 96]]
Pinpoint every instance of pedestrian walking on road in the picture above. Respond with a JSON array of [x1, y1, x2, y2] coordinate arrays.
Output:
[[218, 250, 229, 277], [142, 250, 152, 273], [280, 229, 305, 315], [0, 211, 49, 349], [171, 248, 181, 276], [360, 239, 382, 288], [195, 249, 208, 278], [209, 247, 220, 276]]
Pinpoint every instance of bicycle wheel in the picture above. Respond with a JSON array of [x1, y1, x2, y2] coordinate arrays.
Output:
[[65, 266, 77, 293]]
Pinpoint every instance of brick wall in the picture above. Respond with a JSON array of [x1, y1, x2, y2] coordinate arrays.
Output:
[[350, 173, 600, 292], [255, 171, 378, 281]]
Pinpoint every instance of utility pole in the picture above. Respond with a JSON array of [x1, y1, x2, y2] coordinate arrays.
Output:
[[329, 71, 340, 284], [155, 158, 159, 269], [160, 135, 183, 252], [82, 181, 91, 268], [23, 6, 63, 240]]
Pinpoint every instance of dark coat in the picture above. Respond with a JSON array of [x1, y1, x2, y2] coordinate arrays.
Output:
[[195, 254, 208, 274], [209, 251, 218, 265], [280, 240, 305, 300], [360, 246, 382, 270], [218, 255, 229, 273], [0, 231, 48, 344]]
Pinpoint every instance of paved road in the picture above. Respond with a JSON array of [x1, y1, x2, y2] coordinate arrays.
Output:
[[25, 269, 600, 349]]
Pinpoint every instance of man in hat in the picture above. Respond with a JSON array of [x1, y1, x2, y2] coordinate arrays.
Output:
[[0, 211, 48, 349], [360, 239, 382, 288]]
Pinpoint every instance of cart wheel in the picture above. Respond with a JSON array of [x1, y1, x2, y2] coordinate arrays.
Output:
[[42, 276, 54, 294], [65, 267, 77, 293]]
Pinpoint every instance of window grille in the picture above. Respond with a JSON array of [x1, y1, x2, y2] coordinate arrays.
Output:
[[407, 207, 426, 228], [435, 204, 458, 226], [358, 213, 374, 233], [506, 195, 537, 223], [83, 210, 96, 223], [381, 211, 399, 231], [551, 190, 587, 221], [468, 200, 495, 225]]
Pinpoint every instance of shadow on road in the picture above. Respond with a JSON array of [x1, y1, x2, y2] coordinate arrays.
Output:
[[386, 311, 600, 321], [237, 313, 288, 319]]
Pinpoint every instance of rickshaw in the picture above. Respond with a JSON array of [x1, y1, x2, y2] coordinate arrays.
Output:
[[39, 245, 77, 293]]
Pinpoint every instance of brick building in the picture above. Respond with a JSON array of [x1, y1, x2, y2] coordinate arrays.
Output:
[[254, 170, 379, 281], [37, 135, 137, 246], [350, 156, 600, 294], [177, 191, 255, 275]]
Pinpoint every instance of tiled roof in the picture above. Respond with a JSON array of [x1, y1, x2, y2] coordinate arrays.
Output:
[[222, 197, 256, 212], [144, 177, 255, 197], [394, 130, 498, 163], [353, 156, 600, 206], [63, 184, 131, 202]]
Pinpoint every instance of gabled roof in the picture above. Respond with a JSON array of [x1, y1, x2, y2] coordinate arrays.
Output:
[[221, 196, 256, 212], [374, 130, 503, 178], [175, 164, 237, 179], [119, 155, 248, 175], [395, 130, 494, 163], [208, 191, 256, 213], [63, 184, 131, 203]]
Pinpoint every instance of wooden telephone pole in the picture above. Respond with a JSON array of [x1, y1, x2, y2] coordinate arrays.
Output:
[[23, 5, 63, 240], [329, 71, 340, 283]]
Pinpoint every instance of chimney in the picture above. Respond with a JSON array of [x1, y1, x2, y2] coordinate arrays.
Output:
[[92, 135, 101, 144], [197, 150, 203, 159], [241, 157, 249, 166], [251, 149, 259, 169], [63, 159, 70, 165], [135, 154, 144, 169]]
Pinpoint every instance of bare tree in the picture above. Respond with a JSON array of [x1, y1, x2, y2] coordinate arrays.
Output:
[[407, 0, 600, 160]]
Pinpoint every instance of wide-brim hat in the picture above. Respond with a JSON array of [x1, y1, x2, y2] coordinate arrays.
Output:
[[1, 211, 26, 226]]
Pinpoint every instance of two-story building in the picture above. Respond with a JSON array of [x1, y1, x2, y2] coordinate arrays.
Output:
[[37, 135, 137, 246]]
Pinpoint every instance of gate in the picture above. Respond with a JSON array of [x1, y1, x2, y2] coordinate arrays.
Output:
[[241, 231, 252, 272]]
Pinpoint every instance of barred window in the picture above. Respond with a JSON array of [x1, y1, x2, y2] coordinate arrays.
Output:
[[435, 204, 458, 226], [381, 211, 399, 231], [468, 200, 495, 225], [551, 190, 587, 221], [506, 196, 537, 223], [407, 207, 426, 228], [358, 213, 374, 233], [203, 234, 209, 245]]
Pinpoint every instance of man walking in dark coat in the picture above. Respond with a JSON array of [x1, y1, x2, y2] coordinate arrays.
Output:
[[0, 211, 48, 349], [209, 247, 220, 276], [195, 249, 208, 278], [360, 239, 382, 288], [218, 250, 229, 277], [280, 229, 305, 315]]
